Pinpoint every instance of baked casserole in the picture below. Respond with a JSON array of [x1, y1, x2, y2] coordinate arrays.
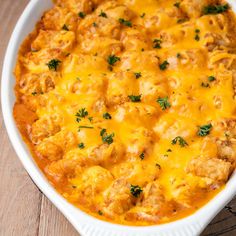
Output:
[[14, 0, 236, 226]]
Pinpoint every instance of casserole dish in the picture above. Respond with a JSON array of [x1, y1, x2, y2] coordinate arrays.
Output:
[[1, 0, 236, 235]]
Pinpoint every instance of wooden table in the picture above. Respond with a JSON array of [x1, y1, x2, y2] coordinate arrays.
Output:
[[0, 0, 235, 235]]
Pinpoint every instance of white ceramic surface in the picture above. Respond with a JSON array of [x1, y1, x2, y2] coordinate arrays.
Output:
[[1, 0, 236, 235]]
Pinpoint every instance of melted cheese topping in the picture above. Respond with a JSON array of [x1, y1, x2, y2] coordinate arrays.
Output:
[[14, 0, 236, 226]]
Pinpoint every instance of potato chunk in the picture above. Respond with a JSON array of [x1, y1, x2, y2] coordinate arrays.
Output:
[[40, 6, 78, 32], [87, 142, 125, 167], [18, 72, 58, 95], [73, 166, 114, 197], [32, 30, 75, 51], [186, 157, 232, 183], [30, 117, 61, 144], [181, 0, 217, 18], [125, 182, 175, 223], [102, 178, 135, 217]]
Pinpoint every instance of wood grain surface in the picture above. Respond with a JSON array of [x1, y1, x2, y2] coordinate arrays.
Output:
[[0, 1, 235, 235]]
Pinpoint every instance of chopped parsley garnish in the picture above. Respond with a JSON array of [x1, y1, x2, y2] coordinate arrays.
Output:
[[98, 210, 103, 215], [78, 11, 86, 18], [119, 18, 132, 27], [167, 149, 172, 152], [88, 117, 93, 122], [130, 185, 143, 198], [202, 4, 229, 15], [99, 11, 107, 18], [75, 108, 88, 122], [159, 60, 169, 70], [156, 163, 161, 169], [201, 82, 210, 88], [32, 92, 37, 96], [194, 29, 200, 41], [128, 95, 141, 102], [172, 136, 188, 147], [177, 18, 187, 24], [103, 112, 112, 120], [195, 34, 200, 41], [62, 24, 69, 31], [157, 97, 171, 110], [78, 143, 85, 149], [174, 2, 180, 8], [140, 13, 146, 18], [153, 39, 162, 49], [46, 59, 61, 71], [107, 55, 120, 66], [208, 76, 216, 82], [225, 131, 230, 138], [139, 152, 145, 160], [197, 124, 212, 136], [100, 129, 114, 145], [100, 128, 106, 137], [134, 72, 142, 79], [176, 53, 181, 58], [78, 126, 94, 129], [93, 22, 98, 27]]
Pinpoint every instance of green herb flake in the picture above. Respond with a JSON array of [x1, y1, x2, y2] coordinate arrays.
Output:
[[103, 112, 112, 120], [130, 185, 143, 198], [153, 38, 162, 49], [32, 92, 37, 96], [195, 34, 200, 41], [75, 108, 88, 122], [128, 95, 141, 102], [46, 59, 61, 71], [100, 128, 106, 137], [197, 124, 212, 136], [78, 126, 94, 129], [99, 11, 107, 18], [100, 128, 114, 145], [78, 11, 86, 18], [139, 153, 145, 160], [119, 18, 132, 27], [93, 22, 98, 27], [177, 18, 187, 24], [172, 136, 188, 147], [78, 143, 85, 149], [201, 82, 210, 88], [62, 24, 69, 31], [134, 72, 142, 79], [208, 76, 216, 82], [107, 55, 120, 66], [203, 4, 229, 15], [174, 2, 180, 8], [176, 53, 181, 58], [140, 13, 146, 18], [167, 149, 172, 152], [159, 60, 169, 70], [157, 97, 171, 110], [98, 210, 103, 215], [224, 131, 230, 138], [156, 163, 161, 169]]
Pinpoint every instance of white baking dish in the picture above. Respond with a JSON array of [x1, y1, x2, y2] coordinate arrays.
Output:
[[1, 0, 236, 235]]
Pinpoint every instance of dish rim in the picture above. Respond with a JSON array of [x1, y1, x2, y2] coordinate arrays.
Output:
[[1, 0, 236, 235]]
